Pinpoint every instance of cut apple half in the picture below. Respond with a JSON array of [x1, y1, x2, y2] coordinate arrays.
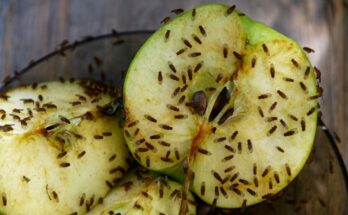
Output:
[[0, 81, 130, 214], [88, 169, 196, 215], [124, 4, 319, 209]]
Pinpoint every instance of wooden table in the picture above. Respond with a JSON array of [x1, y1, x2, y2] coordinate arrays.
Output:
[[0, 0, 347, 167]]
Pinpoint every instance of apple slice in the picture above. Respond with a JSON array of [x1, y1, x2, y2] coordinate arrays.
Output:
[[88, 169, 196, 215], [123, 3, 319, 209], [0, 81, 130, 214]]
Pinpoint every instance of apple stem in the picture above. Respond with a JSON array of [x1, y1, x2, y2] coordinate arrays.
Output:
[[179, 122, 211, 215], [179, 157, 192, 215]]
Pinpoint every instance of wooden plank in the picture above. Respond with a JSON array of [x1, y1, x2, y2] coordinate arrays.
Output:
[[345, 0, 348, 167], [0, 0, 346, 166]]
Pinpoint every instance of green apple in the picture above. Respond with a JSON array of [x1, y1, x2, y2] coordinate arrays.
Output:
[[124, 3, 318, 209], [0, 81, 130, 214]]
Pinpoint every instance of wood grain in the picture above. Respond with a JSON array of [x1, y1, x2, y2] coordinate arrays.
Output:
[[0, 0, 346, 167]]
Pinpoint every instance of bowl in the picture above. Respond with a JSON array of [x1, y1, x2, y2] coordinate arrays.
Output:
[[1, 31, 347, 215]]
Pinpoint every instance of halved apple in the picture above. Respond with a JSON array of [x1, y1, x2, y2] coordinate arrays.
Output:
[[123, 3, 319, 209], [0, 81, 130, 214], [88, 169, 196, 215]]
